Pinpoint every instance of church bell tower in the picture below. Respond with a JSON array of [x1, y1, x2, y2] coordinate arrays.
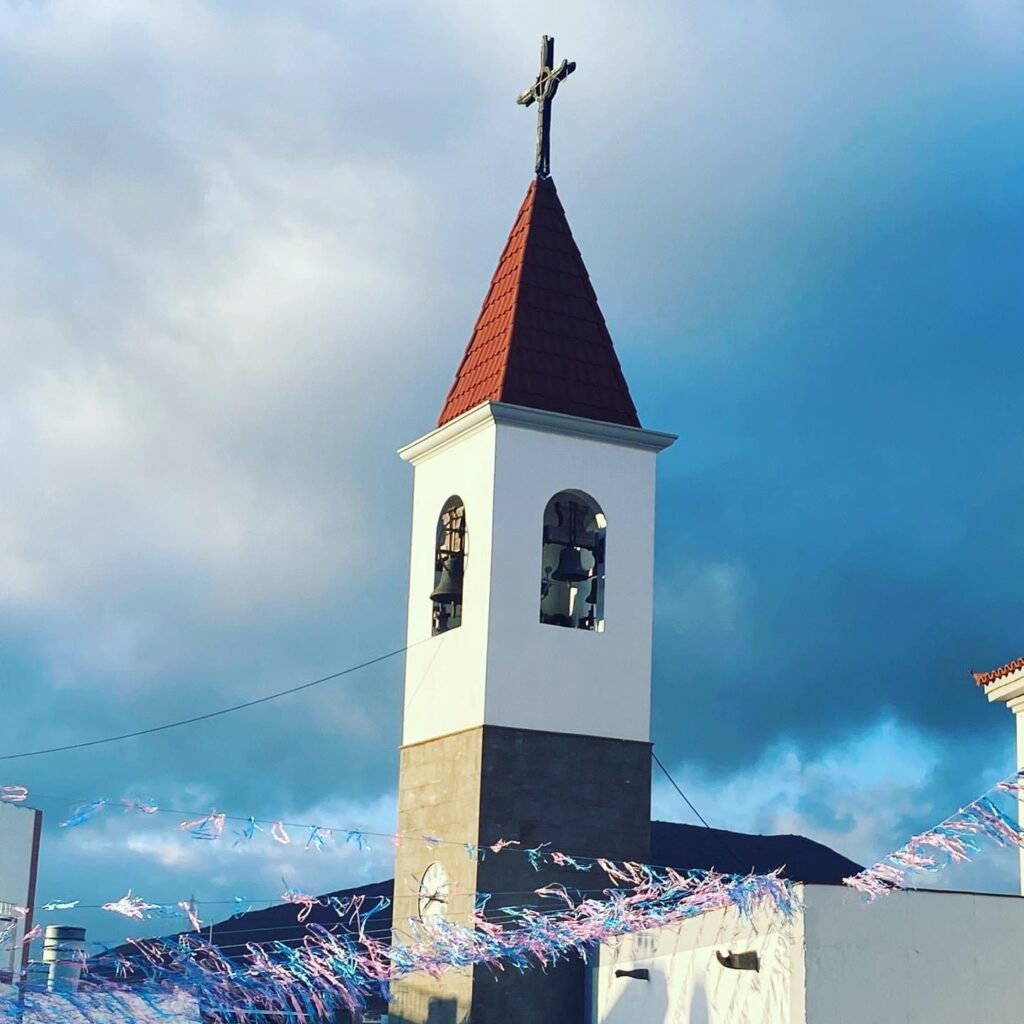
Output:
[[389, 37, 675, 1024]]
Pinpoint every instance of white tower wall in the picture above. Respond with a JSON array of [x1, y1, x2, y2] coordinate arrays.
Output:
[[401, 414, 497, 744], [400, 402, 674, 747]]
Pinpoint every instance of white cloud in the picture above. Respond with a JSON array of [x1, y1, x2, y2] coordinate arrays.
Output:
[[0, 1, 450, 696], [654, 716, 1016, 887], [46, 789, 398, 944]]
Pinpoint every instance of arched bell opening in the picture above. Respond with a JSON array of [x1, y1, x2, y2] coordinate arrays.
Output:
[[539, 490, 605, 632], [431, 497, 467, 635]]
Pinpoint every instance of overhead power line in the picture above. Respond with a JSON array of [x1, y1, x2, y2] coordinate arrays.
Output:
[[651, 749, 713, 830], [0, 644, 413, 762]]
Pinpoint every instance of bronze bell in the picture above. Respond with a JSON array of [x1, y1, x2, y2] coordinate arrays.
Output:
[[585, 576, 599, 605], [430, 554, 464, 605], [552, 544, 589, 583]]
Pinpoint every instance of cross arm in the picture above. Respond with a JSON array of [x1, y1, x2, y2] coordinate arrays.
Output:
[[553, 59, 577, 83], [517, 59, 577, 107]]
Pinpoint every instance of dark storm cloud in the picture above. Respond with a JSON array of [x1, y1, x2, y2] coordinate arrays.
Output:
[[643, 70, 1024, 771]]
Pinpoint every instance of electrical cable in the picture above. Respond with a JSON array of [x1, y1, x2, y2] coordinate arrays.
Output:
[[652, 749, 757, 870], [32, 887, 615, 915], [651, 749, 713, 829], [0, 642, 418, 762]]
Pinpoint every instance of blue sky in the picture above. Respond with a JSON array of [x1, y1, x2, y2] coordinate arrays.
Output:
[[1, 0, 1023, 948]]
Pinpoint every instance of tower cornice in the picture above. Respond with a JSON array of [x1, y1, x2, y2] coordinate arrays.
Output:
[[984, 671, 1024, 709], [399, 400, 677, 466]]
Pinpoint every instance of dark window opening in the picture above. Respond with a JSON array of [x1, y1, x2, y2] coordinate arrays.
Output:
[[431, 497, 467, 635], [540, 490, 605, 632]]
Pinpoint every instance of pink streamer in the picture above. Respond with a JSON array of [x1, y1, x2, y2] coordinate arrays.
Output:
[[177, 899, 202, 931], [102, 890, 160, 920]]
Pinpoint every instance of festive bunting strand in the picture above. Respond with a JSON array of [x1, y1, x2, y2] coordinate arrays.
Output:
[[5, 782, 712, 884], [40, 899, 79, 912], [177, 898, 202, 932], [2, 865, 797, 1023], [120, 797, 159, 814], [234, 816, 261, 845], [844, 769, 1024, 899], [180, 809, 226, 841], [101, 891, 161, 920], [17, 770, 1024, 1019], [60, 798, 108, 829], [306, 826, 332, 851]]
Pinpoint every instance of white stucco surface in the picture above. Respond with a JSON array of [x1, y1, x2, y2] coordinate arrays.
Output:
[[401, 414, 496, 745], [15, 988, 200, 1022], [399, 402, 673, 747], [595, 899, 804, 1024], [596, 885, 1024, 1024], [803, 886, 1024, 1023]]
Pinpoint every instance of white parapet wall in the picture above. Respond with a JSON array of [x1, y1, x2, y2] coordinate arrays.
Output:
[[595, 885, 1024, 1024], [803, 886, 1024, 1022]]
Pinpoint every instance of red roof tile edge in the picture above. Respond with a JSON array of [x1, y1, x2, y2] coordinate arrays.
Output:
[[971, 655, 1024, 687], [437, 182, 538, 428]]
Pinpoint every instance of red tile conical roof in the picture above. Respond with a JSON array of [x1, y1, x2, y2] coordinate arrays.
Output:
[[438, 177, 641, 428]]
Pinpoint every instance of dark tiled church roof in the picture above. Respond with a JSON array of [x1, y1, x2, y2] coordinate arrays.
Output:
[[437, 177, 641, 429]]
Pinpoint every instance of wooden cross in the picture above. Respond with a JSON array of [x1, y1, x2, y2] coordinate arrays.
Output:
[[517, 35, 576, 179]]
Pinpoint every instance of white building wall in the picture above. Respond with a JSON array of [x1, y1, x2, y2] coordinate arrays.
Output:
[[803, 886, 1024, 1023], [0, 803, 41, 989], [399, 402, 673, 747], [595, 886, 1024, 1024], [594, 900, 805, 1024]]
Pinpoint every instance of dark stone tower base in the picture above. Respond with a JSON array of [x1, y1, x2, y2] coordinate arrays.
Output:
[[389, 725, 651, 1024]]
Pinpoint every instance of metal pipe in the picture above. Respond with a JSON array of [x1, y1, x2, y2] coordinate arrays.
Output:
[[42, 925, 86, 993]]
